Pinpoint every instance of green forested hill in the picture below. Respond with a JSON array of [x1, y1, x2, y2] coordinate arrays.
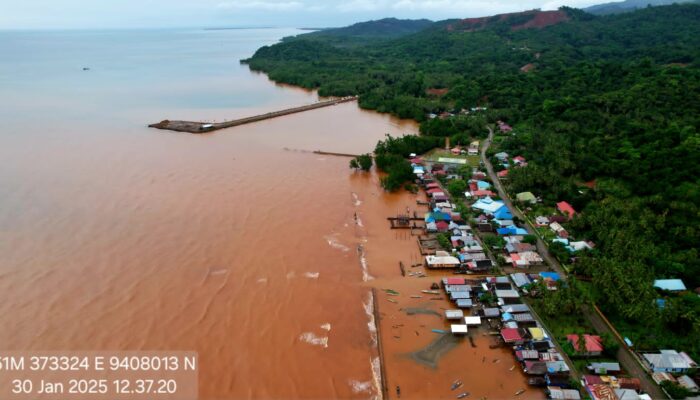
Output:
[[297, 18, 433, 39], [246, 5, 700, 356], [280, 18, 434, 47], [584, 0, 699, 15]]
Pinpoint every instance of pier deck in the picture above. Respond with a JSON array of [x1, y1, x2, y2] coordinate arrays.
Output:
[[149, 96, 358, 134]]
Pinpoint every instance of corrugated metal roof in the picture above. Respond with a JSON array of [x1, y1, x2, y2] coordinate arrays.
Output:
[[653, 279, 687, 291]]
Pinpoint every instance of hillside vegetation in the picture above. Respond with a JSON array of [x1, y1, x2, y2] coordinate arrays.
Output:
[[245, 5, 700, 357], [584, 0, 699, 15]]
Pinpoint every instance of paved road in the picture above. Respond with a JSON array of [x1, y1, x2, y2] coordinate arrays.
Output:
[[480, 127, 565, 275], [585, 305, 667, 399], [481, 127, 667, 399]]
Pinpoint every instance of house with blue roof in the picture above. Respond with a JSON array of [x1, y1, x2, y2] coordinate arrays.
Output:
[[493, 206, 513, 220], [472, 196, 504, 214], [497, 225, 528, 236], [653, 279, 687, 292], [476, 180, 491, 190], [425, 211, 451, 223], [539, 272, 560, 281]]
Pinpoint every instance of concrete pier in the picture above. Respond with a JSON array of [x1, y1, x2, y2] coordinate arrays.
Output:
[[149, 96, 358, 134]]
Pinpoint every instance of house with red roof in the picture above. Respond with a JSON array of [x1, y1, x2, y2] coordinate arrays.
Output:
[[501, 328, 525, 344], [557, 201, 577, 220], [497, 121, 513, 133], [567, 334, 604, 357], [471, 189, 495, 198], [435, 221, 450, 232], [497, 169, 509, 178], [512, 156, 527, 166]]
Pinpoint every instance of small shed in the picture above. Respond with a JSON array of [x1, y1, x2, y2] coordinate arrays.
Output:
[[445, 309, 464, 320], [482, 307, 500, 318], [451, 324, 468, 335], [463, 316, 482, 325], [516, 192, 537, 204], [456, 299, 474, 308]]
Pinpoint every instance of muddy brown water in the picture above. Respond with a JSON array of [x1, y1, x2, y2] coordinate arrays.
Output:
[[1, 33, 542, 400]]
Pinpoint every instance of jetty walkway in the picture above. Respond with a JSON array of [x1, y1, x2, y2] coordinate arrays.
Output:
[[148, 96, 358, 134]]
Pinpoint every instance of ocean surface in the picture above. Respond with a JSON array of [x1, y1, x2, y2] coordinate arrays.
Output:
[[0, 28, 418, 399]]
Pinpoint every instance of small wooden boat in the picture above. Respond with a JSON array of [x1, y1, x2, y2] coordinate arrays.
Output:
[[422, 290, 440, 294], [387, 299, 398, 303], [451, 380, 463, 391], [410, 295, 423, 299], [457, 392, 470, 399], [514, 389, 525, 396], [431, 329, 447, 334]]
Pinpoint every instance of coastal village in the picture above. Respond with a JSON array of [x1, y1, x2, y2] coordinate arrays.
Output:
[[371, 118, 698, 400]]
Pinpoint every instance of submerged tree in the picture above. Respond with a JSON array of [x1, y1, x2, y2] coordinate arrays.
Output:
[[350, 153, 373, 171]]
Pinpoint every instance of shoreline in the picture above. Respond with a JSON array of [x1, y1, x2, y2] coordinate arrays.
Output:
[[351, 172, 545, 400]]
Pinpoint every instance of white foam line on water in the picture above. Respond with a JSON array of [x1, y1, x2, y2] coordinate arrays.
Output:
[[324, 234, 350, 252], [362, 290, 381, 400], [352, 192, 362, 206], [304, 272, 320, 279], [298, 332, 328, 348], [370, 356, 382, 400], [357, 244, 374, 282], [208, 268, 228, 276], [348, 379, 373, 395], [363, 290, 377, 346]]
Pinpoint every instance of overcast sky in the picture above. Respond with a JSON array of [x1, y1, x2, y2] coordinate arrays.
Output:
[[1, 0, 614, 30]]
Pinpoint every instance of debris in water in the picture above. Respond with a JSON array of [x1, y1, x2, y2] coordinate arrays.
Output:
[[515, 389, 525, 396], [509, 365, 515, 371], [387, 299, 398, 304], [430, 297, 444, 300], [410, 295, 423, 299], [493, 359, 500, 363], [415, 331, 419, 336], [457, 392, 470, 399], [384, 289, 400, 296], [422, 290, 440, 294], [432, 329, 447, 334], [430, 282, 440, 290], [393, 336, 401, 339], [402, 307, 441, 317], [451, 380, 463, 391]]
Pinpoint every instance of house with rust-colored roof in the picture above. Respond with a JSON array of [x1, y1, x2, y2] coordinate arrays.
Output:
[[567, 334, 604, 357], [557, 201, 577, 220], [501, 328, 525, 344]]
